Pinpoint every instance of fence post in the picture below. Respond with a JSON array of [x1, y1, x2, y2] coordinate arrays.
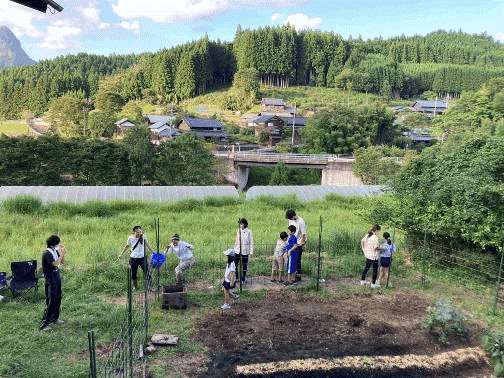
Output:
[[127, 269, 133, 378], [88, 330, 97, 378], [316, 216, 322, 292], [422, 230, 427, 286], [493, 244, 504, 315]]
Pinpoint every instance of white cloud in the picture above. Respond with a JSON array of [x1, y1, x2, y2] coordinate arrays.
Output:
[[271, 13, 284, 21], [79, 6, 101, 23], [38, 20, 82, 50], [283, 13, 321, 31], [495, 32, 504, 42], [0, 0, 43, 38], [238, 0, 308, 6], [112, 0, 230, 23], [120, 21, 140, 34]]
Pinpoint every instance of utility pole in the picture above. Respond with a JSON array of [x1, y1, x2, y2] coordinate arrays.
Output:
[[291, 103, 296, 146]]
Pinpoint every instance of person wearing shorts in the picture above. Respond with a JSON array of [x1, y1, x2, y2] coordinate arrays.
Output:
[[270, 231, 288, 282], [378, 232, 396, 286]]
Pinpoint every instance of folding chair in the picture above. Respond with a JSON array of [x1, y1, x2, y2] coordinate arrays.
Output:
[[9, 260, 39, 298]]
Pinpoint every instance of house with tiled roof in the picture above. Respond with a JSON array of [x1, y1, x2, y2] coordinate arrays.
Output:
[[411, 100, 448, 115], [115, 118, 136, 136], [148, 121, 180, 144], [177, 118, 229, 140], [249, 115, 307, 145]]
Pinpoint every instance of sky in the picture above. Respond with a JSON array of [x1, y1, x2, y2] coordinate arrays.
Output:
[[1, 0, 503, 62]]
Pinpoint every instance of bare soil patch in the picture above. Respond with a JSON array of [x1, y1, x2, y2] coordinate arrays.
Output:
[[187, 286, 492, 377]]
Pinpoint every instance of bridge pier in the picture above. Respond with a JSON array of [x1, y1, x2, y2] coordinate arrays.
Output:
[[220, 156, 249, 191], [321, 161, 361, 185]]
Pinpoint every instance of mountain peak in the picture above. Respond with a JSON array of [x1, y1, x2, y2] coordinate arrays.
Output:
[[0, 25, 36, 68]]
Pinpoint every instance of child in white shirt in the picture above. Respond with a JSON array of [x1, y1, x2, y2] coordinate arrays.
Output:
[[270, 231, 288, 282]]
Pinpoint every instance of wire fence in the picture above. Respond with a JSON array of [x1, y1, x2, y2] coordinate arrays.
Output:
[[87, 223, 504, 377]]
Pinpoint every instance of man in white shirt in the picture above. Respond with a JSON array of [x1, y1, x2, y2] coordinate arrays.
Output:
[[118, 225, 153, 289], [165, 233, 195, 286], [285, 209, 307, 282]]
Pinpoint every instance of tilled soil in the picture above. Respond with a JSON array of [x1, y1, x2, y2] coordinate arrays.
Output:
[[188, 287, 492, 378]]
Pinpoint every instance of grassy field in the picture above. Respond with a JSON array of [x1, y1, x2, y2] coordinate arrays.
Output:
[[0, 120, 30, 136], [0, 194, 501, 378]]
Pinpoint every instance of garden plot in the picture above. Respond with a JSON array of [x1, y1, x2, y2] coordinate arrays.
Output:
[[184, 289, 492, 377]]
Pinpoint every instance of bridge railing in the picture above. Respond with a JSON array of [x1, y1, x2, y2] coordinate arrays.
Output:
[[213, 151, 355, 163]]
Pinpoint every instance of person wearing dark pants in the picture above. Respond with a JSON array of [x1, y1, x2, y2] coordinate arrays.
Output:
[[40, 235, 66, 331], [360, 224, 382, 288], [118, 225, 153, 289], [234, 218, 254, 284]]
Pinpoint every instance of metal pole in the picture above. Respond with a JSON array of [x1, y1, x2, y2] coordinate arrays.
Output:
[[127, 269, 133, 378], [238, 218, 243, 294], [422, 230, 427, 286], [493, 244, 504, 315], [88, 330, 97, 378], [317, 216, 322, 292]]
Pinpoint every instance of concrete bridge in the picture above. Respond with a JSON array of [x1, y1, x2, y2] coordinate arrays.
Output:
[[214, 151, 361, 191]]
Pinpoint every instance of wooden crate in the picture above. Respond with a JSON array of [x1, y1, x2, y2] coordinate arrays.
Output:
[[162, 284, 187, 309]]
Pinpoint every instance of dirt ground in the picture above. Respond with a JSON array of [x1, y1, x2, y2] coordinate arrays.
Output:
[[159, 278, 494, 378]]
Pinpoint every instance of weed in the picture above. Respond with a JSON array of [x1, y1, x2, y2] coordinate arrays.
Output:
[[483, 329, 504, 377], [2, 195, 43, 215], [421, 300, 467, 344]]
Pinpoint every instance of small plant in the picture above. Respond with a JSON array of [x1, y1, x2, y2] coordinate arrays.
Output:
[[482, 330, 504, 377], [421, 300, 467, 344]]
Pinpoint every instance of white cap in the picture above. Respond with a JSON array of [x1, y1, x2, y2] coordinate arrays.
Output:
[[223, 249, 236, 256]]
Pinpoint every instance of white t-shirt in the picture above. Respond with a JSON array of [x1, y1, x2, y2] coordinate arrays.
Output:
[[224, 261, 236, 283], [274, 239, 287, 257], [127, 235, 148, 258], [289, 217, 307, 244]]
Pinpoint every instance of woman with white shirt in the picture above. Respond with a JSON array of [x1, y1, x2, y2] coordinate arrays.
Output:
[[360, 224, 382, 288], [234, 218, 254, 284], [165, 233, 195, 286]]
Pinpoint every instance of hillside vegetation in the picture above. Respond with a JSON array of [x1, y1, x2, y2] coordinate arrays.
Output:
[[1, 28, 503, 120]]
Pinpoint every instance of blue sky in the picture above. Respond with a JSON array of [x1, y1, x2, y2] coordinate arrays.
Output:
[[1, 0, 503, 61]]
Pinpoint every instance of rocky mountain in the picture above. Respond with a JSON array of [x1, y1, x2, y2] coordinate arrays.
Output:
[[0, 25, 36, 68]]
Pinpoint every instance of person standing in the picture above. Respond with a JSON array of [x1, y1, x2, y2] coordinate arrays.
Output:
[[285, 209, 307, 282], [360, 224, 382, 288], [378, 232, 396, 287], [234, 218, 254, 284], [164, 233, 195, 286], [40, 235, 66, 331], [118, 225, 153, 289]]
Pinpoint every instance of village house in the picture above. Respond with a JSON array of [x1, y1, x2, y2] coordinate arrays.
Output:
[[249, 115, 307, 145], [115, 118, 136, 136], [177, 118, 229, 141], [410, 100, 448, 115]]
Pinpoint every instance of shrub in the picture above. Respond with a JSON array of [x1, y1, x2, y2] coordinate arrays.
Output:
[[253, 194, 304, 211], [81, 201, 111, 217], [421, 300, 467, 344], [483, 330, 504, 377], [2, 195, 43, 214]]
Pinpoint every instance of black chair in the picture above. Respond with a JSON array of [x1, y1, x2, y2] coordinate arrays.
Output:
[[9, 260, 39, 298]]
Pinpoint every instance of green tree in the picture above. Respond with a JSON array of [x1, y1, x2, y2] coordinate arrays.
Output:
[[87, 110, 116, 138], [156, 132, 216, 185], [45, 95, 85, 138], [123, 126, 155, 185], [269, 161, 289, 185]]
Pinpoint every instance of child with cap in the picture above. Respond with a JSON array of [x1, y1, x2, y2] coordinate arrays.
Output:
[[164, 233, 195, 286]]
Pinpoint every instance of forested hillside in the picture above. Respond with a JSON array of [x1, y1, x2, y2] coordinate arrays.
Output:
[[1, 27, 503, 120]]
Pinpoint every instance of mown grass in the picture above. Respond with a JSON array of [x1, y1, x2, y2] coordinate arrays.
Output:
[[0, 194, 502, 378], [0, 121, 30, 135]]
